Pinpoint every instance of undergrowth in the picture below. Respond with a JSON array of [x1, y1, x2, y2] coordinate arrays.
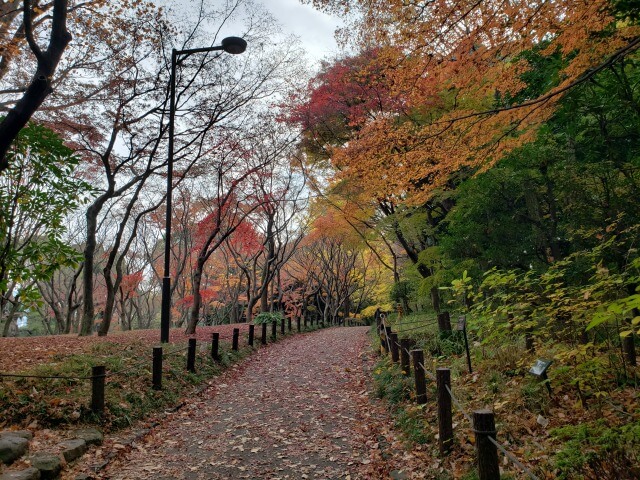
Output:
[[551, 420, 640, 479], [375, 311, 640, 479]]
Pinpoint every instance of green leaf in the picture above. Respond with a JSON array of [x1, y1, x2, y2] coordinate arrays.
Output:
[[586, 311, 612, 331]]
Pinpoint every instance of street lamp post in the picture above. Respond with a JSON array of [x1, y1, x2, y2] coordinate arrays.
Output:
[[161, 37, 247, 344]]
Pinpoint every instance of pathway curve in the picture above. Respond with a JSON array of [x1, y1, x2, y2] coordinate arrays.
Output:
[[99, 327, 389, 479]]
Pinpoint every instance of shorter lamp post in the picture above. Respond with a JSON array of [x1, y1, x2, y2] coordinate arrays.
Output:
[[160, 37, 247, 344]]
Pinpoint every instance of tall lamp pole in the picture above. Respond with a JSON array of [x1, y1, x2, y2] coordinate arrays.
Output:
[[161, 36, 247, 343]]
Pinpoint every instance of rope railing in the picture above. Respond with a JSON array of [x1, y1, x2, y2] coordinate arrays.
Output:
[[444, 383, 473, 425], [392, 321, 440, 334], [0, 372, 104, 380], [417, 361, 437, 382], [389, 318, 440, 328], [488, 436, 540, 480], [109, 355, 152, 377], [380, 320, 393, 353], [378, 317, 541, 480], [163, 345, 190, 357]]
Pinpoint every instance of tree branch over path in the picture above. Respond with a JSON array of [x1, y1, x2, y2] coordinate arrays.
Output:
[[0, 0, 71, 170]]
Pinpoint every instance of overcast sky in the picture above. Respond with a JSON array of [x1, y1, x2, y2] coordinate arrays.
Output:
[[165, 0, 345, 68], [262, 0, 343, 64]]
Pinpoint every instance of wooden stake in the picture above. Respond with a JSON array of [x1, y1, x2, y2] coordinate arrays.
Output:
[[411, 350, 427, 404], [437, 368, 453, 455], [211, 333, 220, 361], [187, 338, 196, 372], [473, 409, 500, 480], [91, 365, 105, 413], [248, 324, 255, 347], [152, 346, 162, 390], [437, 312, 452, 332], [232, 328, 239, 351], [390, 333, 399, 363], [400, 339, 411, 375]]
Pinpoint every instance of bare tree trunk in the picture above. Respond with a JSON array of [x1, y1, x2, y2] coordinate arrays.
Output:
[[186, 259, 205, 334], [64, 271, 82, 334], [1, 298, 20, 337], [98, 271, 117, 336]]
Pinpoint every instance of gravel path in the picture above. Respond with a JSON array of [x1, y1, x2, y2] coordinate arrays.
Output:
[[100, 327, 379, 480]]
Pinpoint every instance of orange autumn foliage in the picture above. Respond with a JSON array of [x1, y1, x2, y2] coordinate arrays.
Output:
[[300, 0, 640, 204]]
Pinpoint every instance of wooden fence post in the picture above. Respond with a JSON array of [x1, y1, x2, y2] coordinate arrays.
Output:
[[411, 350, 427, 404], [400, 339, 411, 375], [280, 317, 285, 335], [248, 324, 255, 347], [271, 320, 277, 340], [231, 328, 239, 351], [473, 409, 500, 480], [437, 312, 452, 333], [91, 365, 105, 414], [437, 368, 453, 454], [211, 333, 220, 361], [303, 316, 307, 328], [390, 333, 400, 363], [187, 338, 196, 372], [261, 323, 267, 345], [288, 317, 292, 332], [296, 317, 301, 332], [152, 346, 162, 390]]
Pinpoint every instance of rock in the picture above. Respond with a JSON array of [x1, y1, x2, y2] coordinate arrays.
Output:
[[69, 428, 103, 447], [29, 452, 62, 479], [0, 431, 33, 441], [74, 475, 93, 480], [59, 439, 87, 463], [0, 467, 41, 480], [0, 436, 29, 465]]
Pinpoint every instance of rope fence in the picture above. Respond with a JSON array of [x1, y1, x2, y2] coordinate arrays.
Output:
[[390, 317, 440, 328], [0, 316, 333, 418], [378, 316, 540, 480], [163, 345, 190, 357], [0, 372, 99, 380], [392, 320, 440, 334]]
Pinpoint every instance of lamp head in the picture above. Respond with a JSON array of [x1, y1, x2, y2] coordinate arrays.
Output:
[[221, 37, 247, 54]]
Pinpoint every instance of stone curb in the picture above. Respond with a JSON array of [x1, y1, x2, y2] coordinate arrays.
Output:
[[0, 428, 103, 480]]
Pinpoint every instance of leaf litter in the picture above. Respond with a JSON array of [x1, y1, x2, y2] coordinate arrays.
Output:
[[71, 327, 430, 479]]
